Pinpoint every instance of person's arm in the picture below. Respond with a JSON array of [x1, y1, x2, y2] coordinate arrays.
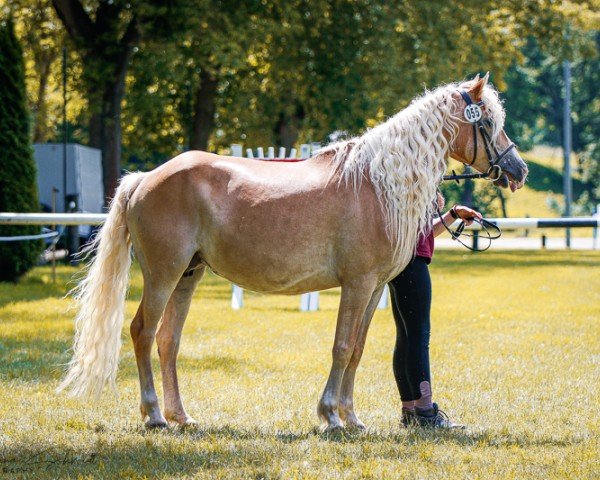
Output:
[[432, 205, 483, 238]]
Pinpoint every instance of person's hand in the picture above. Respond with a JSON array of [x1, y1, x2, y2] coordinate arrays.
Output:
[[452, 205, 482, 226]]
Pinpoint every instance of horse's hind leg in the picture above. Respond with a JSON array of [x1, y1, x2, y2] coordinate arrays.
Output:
[[130, 267, 186, 429], [317, 279, 376, 432], [157, 266, 205, 427], [338, 285, 384, 430]]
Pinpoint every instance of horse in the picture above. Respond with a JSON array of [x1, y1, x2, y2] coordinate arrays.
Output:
[[58, 74, 528, 432]]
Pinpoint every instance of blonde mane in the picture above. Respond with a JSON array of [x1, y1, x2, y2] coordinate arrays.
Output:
[[321, 82, 506, 271]]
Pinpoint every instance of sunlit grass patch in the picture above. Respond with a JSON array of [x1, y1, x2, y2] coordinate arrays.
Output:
[[0, 251, 598, 478]]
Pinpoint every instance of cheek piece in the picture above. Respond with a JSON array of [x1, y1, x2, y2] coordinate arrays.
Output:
[[457, 89, 515, 180]]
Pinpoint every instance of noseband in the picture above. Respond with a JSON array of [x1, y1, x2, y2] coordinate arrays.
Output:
[[442, 89, 516, 183]]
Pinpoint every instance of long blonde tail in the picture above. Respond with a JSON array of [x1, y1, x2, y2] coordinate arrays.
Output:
[[58, 172, 145, 398]]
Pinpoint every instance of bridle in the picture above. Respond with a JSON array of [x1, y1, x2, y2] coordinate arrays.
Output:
[[442, 89, 516, 184], [438, 89, 514, 252]]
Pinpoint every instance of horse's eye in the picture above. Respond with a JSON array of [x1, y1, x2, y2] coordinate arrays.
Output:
[[483, 118, 493, 128]]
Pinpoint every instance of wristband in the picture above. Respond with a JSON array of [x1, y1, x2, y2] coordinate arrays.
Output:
[[449, 206, 459, 220]]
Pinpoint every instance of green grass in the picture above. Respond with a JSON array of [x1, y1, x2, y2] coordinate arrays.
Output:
[[1, 251, 599, 479]]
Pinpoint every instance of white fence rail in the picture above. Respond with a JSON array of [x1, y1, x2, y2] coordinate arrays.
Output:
[[0, 212, 106, 225], [2, 213, 599, 230]]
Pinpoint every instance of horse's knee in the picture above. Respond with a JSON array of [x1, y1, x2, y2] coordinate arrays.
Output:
[[332, 343, 354, 365]]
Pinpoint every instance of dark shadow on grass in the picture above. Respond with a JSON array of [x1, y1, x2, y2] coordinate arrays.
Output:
[[0, 277, 70, 308], [0, 327, 270, 384], [0, 425, 583, 478], [0, 338, 71, 383], [0, 439, 265, 478], [1, 424, 587, 478], [144, 423, 588, 450]]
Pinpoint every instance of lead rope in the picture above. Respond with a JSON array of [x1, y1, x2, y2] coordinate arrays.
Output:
[[435, 196, 502, 252]]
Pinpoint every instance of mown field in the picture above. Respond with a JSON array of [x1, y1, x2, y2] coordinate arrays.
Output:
[[0, 250, 599, 479]]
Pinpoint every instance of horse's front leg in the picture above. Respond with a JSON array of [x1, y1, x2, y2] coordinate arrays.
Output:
[[317, 279, 376, 432], [338, 285, 384, 430]]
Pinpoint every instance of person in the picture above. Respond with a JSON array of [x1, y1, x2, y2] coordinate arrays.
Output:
[[389, 195, 482, 428]]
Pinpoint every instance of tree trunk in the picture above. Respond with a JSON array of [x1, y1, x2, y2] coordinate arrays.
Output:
[[274, 102, 305, 150], [85, 74, 131, 201], [276, 114, 300, 150], [190, 70, 218, 151], [32, 51, 55, 143], [52, 0, 139, 202]]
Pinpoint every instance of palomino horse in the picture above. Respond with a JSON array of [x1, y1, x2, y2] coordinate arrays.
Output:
[[59, 74, 527, 431]]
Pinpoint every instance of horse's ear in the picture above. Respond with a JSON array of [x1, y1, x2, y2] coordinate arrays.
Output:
[[470, 72, 489, 100]]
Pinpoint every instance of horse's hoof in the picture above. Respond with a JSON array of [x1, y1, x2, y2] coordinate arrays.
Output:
[[178, 419, 200, 431], [320, 422, 345, 434], [145, 419, 169, 430], [346, 421, 366, 432]]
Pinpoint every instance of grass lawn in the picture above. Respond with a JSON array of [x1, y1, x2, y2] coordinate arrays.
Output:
[[1, 250, 599, 479]]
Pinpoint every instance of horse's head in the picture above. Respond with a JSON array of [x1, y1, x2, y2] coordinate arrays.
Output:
[[449, 73, 528, 192]]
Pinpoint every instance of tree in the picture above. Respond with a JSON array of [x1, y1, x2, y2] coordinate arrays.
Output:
[[15, 0, 64, 142], [0, 18, 43, 281], [118, 0, 577, 168], [51, 0, 143, 201], [123, 0, 267, 158]]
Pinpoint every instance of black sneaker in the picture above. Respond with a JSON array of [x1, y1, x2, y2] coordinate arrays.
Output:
[[413, 403, 465, 429]]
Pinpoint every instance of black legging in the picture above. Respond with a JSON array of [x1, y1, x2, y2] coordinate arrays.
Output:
[[388, 256, 432, 402]]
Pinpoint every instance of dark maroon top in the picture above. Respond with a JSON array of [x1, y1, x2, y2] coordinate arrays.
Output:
[[415, 229, 435, 263]]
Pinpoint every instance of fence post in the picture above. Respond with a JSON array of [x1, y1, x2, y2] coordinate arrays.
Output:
[[594, 204, 600, 250], [377, 284, 389, 309], [231, 285, 244, 310], [229, 144, 245, 309], [299, 144, 310, 159], [231, 144, 243, 157], [300, 143, 319, 312], [472, 230, 479, 251]]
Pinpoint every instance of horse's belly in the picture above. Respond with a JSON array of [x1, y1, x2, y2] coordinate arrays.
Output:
[[201, 233, 340, 294]]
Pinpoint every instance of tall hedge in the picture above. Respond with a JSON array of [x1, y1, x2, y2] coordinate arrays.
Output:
[[0, 19, 43, 281]]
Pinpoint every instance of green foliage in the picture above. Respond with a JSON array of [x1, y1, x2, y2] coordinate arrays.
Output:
[[123, 0, 574, 161], [504, 32, 599, 153], [0, 18, 43, 282], [579, 141, 600, 210], [440, 176, 502, 217]]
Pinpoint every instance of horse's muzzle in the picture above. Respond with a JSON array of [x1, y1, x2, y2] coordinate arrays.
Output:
[[494, 150, 528, 191]]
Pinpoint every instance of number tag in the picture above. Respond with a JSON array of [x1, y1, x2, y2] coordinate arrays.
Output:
[[464, 104, 483, 123]]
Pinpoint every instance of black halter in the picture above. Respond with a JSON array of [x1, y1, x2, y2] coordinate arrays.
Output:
[[442, 90, 516, 183]]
